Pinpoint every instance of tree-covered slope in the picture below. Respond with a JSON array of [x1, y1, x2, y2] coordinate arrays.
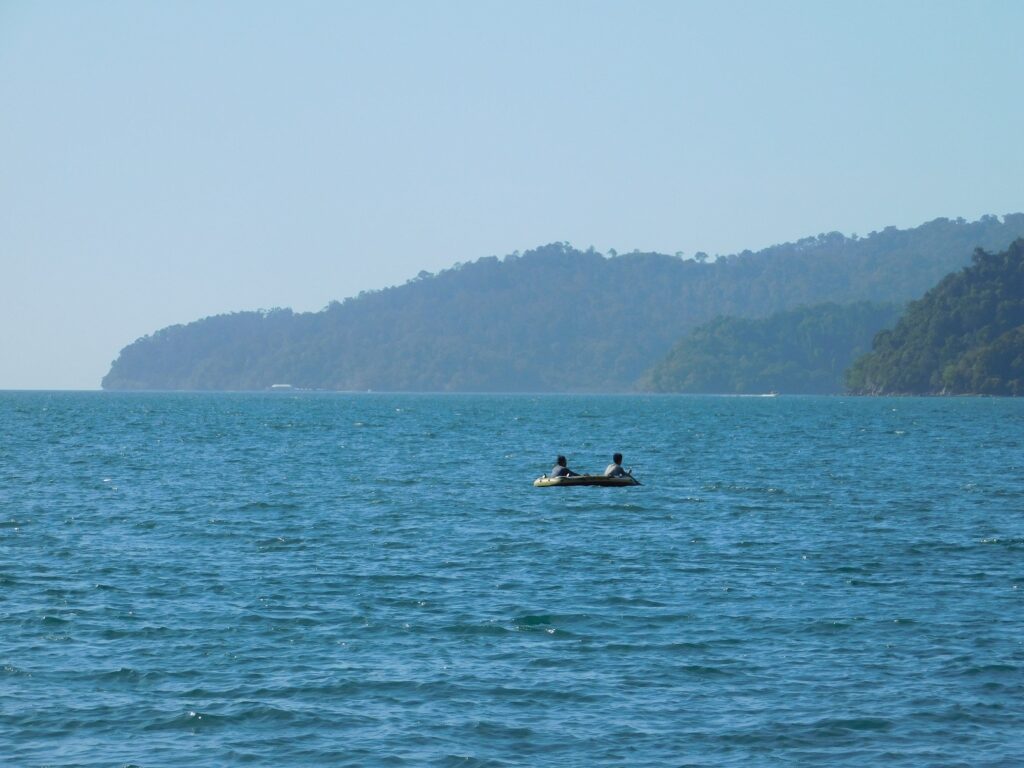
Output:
[[102, 215, 1024, 392], [641, 302, 903, 394], [846, 239, 1024, 395]]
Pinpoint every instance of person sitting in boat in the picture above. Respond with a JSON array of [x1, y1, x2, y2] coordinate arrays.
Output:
[[604, 453, 628, 478], [551, 455, 580, 478]]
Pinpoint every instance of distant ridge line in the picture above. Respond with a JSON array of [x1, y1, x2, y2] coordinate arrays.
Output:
[[102, 214, 1024, 393]]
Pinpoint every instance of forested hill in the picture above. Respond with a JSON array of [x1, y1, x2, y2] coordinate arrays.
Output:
[[642, 302, 903, 395], [846, 239, 1024, 395], [103, 215, 1024, 392]]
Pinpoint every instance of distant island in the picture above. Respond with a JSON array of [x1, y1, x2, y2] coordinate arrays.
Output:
[[642, 302, 903, 394], [102, 215, 1024, 393], [846, 239, 1024, 395]]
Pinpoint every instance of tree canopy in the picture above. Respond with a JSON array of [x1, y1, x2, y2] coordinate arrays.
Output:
[[642, 302, 903, 394], [102, 215, 1024, 392], [846, 239, 1024, 395]]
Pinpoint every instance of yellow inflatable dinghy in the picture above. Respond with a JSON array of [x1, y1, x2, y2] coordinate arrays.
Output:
[[533, 474, 639, 488]]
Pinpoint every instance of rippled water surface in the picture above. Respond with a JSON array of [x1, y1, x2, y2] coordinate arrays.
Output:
[[2, 392, 1023, 766]]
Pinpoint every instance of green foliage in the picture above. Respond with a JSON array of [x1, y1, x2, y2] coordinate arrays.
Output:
[[641, 302, 902, 394], [846, 239, 1024, 395], [101, 215, 1024, 392]]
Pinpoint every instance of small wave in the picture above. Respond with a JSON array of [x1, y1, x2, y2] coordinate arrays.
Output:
[[255, 537, 307, 552], [677, 664, 736, 678], [146, 704, 311, 732], [440, 622, 512, 637], [438, 755, 517, 768], [831, 564, 873, 574], [979, 537, 1024, 547], [511, 613, 586, 637], [906, 541, 971, 555], [486, 685, 601, 704], [100, 625, 173, 640], [95, 667, 144, 682], [808, 716, 893, 733], [803, 619, 854, 633], [598, 640, 712, 653], [513, 613, 558, 626], [239, 500, 302, 512], [845, 578, 897, 587], [600, 595, 667, 607], [470, 720, 535, 739], [957, 662, 1019, 677], [145, 710, 233, 731], [705, 482, 788, 495]]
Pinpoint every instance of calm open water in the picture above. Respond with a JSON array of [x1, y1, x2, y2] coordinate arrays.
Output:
[[1, 392, 1022, 766]]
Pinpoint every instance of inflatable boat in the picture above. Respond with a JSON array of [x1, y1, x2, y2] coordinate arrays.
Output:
[[533, 474, 640, 488]]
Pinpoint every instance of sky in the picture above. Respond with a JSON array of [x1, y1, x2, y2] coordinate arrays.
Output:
[[2, 1, 1023, 389]]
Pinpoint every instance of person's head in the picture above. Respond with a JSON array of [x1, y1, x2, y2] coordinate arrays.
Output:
[[613, 452, 623, 464], [556, 455, 567, 466]]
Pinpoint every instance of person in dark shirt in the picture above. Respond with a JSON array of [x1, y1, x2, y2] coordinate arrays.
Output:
[[551, 455, 580, 477], [604, 452, 627, 478]]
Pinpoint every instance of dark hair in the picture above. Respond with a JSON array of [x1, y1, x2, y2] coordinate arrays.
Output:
[[613, 453, 622, 464], [556, 455, 567, 466]]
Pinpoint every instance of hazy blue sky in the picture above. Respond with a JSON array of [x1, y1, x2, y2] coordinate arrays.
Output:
[[2, 1, 1023, 389]]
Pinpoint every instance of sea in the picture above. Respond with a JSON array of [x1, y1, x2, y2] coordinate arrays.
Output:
[[2, 391, 1022, 767]]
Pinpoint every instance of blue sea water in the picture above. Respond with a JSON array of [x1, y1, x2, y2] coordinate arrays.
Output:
[[1, 392, 1022, 767]]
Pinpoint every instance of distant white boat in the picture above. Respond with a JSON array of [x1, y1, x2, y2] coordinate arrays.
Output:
[[270, 384, 293, 390]]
